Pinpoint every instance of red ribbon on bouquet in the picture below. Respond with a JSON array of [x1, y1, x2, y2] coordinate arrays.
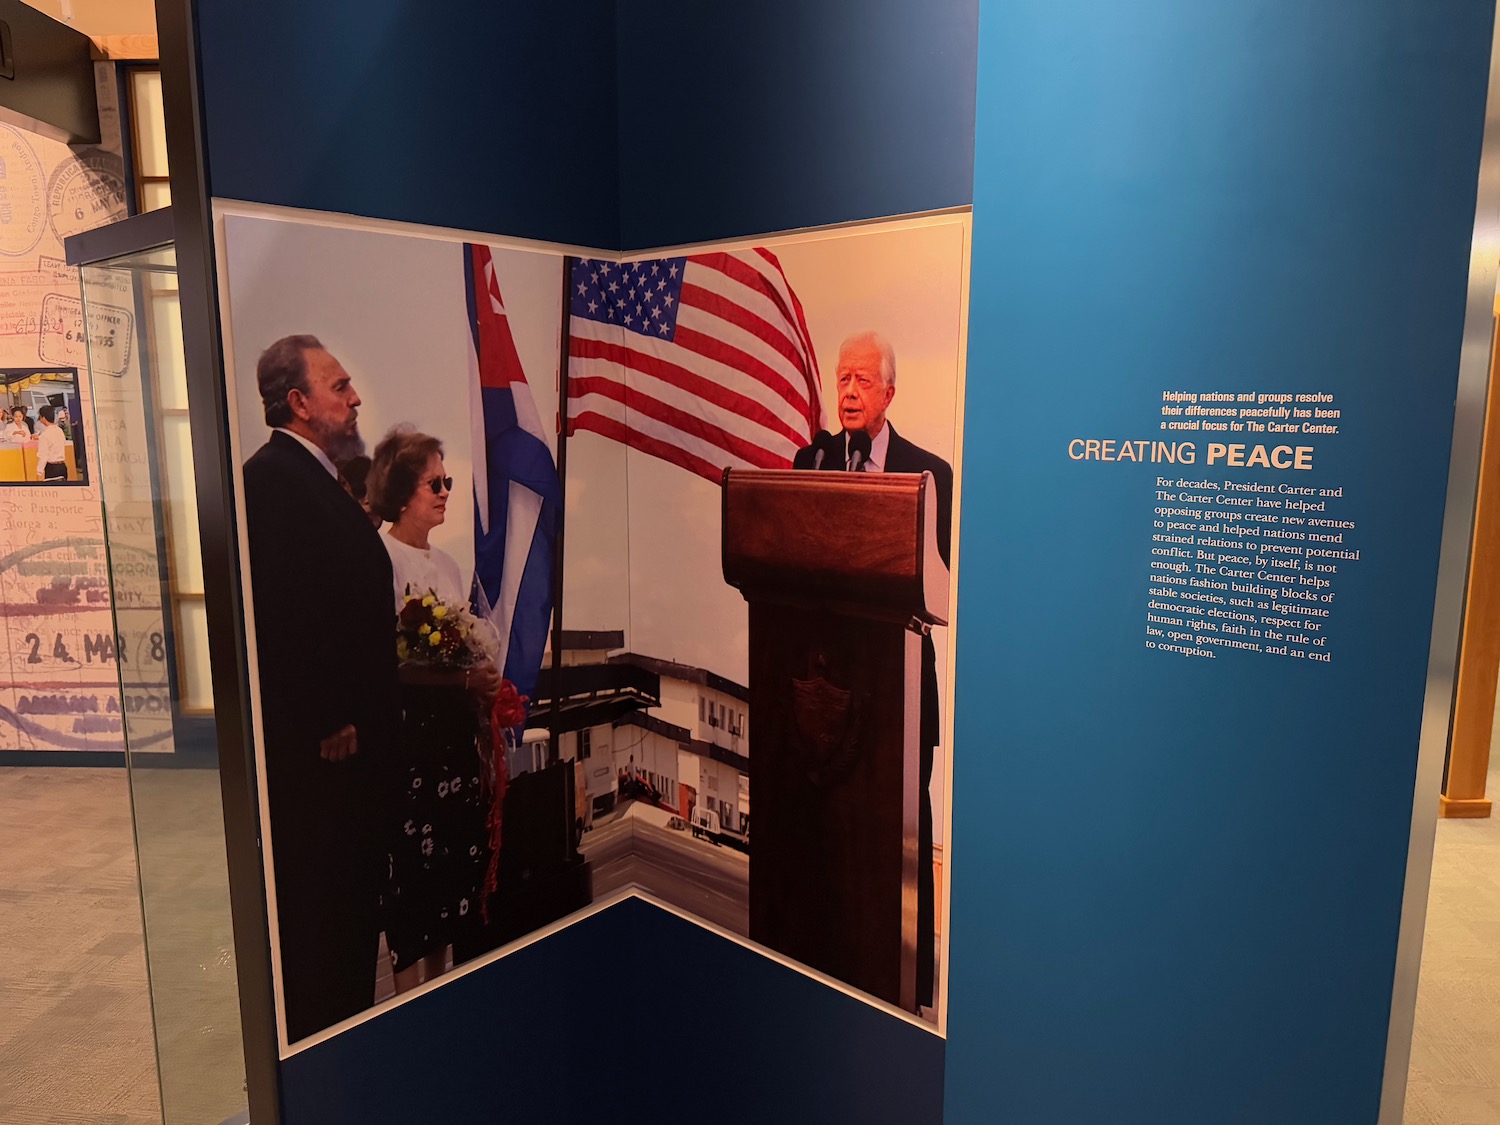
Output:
[[481, 679, 528, 924]]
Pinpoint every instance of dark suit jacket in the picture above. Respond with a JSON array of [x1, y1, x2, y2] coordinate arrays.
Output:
[[242, 431, 400, 845], [792, 424, 953, 749]]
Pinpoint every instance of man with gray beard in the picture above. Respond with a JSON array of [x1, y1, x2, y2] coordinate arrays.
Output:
[[242, 334, 400, 1041]]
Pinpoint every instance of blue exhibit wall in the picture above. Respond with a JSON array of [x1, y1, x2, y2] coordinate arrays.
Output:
[[193, 0, 977, 254], [194, 0, 621, 248], [281, 898, 944, 1125], [946, 2, 1492, 1124], [186, 3, 975, 1121], [278, 904, 635, 1124], [611, 0, 978, 250]]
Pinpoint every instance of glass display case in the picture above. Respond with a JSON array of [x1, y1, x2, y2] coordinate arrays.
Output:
[[78, 232, 247, 1125]]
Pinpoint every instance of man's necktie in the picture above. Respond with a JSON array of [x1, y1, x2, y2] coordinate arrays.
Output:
[[847, 431, 873, 471]]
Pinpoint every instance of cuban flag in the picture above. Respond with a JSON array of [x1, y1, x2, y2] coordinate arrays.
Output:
[[464, 243, 561, 704]]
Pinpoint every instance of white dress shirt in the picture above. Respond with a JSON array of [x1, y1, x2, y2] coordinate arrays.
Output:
[[275, 427, 338, 478], [35, 422, 65, 478], [845, 423, 891, 472]]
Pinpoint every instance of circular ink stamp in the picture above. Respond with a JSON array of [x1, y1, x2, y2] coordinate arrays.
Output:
[[0, 536, 170, 751], [47, 148, 127, 244], [0, 124, 46, 258]]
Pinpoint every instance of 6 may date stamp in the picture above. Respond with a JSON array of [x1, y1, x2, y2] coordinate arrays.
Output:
[[47, 149, 127, 243], [40, 293, 133, 376]]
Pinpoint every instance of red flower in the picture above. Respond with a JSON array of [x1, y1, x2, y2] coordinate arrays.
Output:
[[491, 679, 528, 729], [398, 599, 431, 629]]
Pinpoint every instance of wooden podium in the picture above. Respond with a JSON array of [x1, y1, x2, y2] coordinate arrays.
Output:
[[722, 468, 949, 1011]]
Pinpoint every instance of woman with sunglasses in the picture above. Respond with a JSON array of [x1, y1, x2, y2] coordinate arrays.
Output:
[[367, 427, 501, 994]]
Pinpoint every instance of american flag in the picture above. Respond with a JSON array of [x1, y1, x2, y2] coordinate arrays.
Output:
[[566, 250, 824, 482]]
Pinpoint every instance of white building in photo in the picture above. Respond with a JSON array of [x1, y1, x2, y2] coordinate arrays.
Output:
[[527, 633, 750, 838], [609, 653, 749, 838]]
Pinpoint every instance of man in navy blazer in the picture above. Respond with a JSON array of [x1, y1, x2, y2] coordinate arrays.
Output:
[[792, 331, 952, 1010], [242, 335, 400, 1042]]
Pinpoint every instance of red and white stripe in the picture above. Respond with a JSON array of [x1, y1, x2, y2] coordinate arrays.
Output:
[[567, 249, 823, 482]]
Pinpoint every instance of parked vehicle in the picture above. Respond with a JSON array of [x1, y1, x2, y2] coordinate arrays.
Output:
[[690, 806, 749, 851], [690, 806, 721, 844]]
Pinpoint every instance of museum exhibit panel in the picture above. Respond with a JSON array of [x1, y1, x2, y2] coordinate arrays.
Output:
[[117, 0, 1500, 1119], [0, 30, 140, 765]]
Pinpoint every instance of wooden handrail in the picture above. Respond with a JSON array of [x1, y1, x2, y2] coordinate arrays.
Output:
[[1442, 307, 1500, 818]]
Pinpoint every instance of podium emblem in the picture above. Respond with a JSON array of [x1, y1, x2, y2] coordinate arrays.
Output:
[[790, 653, 864, 787]]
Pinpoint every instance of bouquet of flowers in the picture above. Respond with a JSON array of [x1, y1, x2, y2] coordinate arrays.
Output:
[[396, 588, 533, 922], [395, 587, 498, 668]]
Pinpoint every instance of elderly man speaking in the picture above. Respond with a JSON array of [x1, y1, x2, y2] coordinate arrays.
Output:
[[792, 330, 953, 1010]]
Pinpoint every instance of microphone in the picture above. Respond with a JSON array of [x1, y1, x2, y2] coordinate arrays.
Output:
[[847, 429, 872, 472], [809, 429, 834, 470]]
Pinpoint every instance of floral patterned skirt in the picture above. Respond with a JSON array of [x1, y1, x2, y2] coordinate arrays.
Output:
[[383, 685, 489, 973]]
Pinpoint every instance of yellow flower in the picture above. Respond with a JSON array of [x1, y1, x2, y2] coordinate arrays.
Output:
[[419, 624, 431, 636], [428, 631, 443, 646], [422, 594, 436, 607], [432, 605, 448, 619]]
